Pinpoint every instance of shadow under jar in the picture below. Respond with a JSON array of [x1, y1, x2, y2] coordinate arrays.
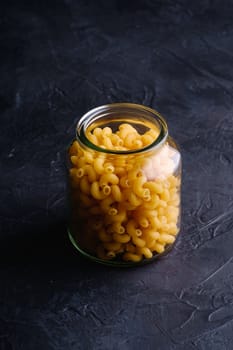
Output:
[[67, 103, 181, 266]]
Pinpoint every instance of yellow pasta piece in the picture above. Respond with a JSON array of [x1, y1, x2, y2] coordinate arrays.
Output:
[[136, 247, 153, 259], [145, 181, 163, 194], [138, 217, 150, 228], [99, 173, 119, 186], [145, 239, 156, 249], [102, 127, 112, 137], [69, 140, 80, 155], [122, 252, 142, 262], [70, 155, 79, 166], [159, 200, 167, 208], [103, 242, 122, 251], [93, 127, 103, 139], [114, 157, 126, 167], [79, 176, 91, 195], [84, 164, 97, 182], [104, 163, 115, 173], [69, 169, 82, 187], [167, 223, 179, 235], [128, 192, 142, 207], [113, 233, 131, 243], [103, 137, 114, 149], [153, 243, 165, 254], [159, 215, 167, 225], [83, 150, 94, 163], [132, 176, 147, 198], [124, 132, 138, 148], [132, 236, 146, 248], [135, 229, 143, 236], [160, 189, 170, 202], [125, 243, 136, 253], [105, 207, 127, 223], [167, 175, 176, 186], [110, 133, 124, 147], [141, 134, 154, 146], [100, 197, 115, 213], [108, 208, 118, 216], [111, 184, 122, 202], [91, 181, 107, 200], [143, 229, 160, 241], [128, 169, 144, 181], [158, 234, 175, 244], [166, 206, 179, 221], [169, 198, 180, 207], [143, 194, 160, 209], [87, 132, 99, 145], [114, 167, 126, 176], [126, 219, 138, 236], [117, 123, 138, 139], [143, 208, 158, 218], [120, 202, 137, 211], [79, 193, 96, 208], [106, 251, 116, 259], [119, 176, 131, 188], [125, 162, 134, 172], [111, 222, 125, 234], [76, 157, 86, 169], [132, 139, 143, 149], [102, 185, 111, 196], [149, 216, 162, 229], [93, 157, 105, 175], [98, 229, 112, 242]]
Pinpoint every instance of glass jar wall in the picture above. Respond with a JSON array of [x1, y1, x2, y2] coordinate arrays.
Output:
[[67, 103, 181, 266]]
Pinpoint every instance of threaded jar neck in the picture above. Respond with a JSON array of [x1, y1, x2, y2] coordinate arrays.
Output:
[[76, 103, 168, 154]]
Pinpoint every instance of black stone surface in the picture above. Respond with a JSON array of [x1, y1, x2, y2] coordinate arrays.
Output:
[[1, 0, 233, 349]]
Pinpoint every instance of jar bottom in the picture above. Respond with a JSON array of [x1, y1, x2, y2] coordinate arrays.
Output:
[[68, 228, 177, 267]]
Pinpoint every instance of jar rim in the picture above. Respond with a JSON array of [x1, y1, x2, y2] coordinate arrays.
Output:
[[76, 103, 168, 154]]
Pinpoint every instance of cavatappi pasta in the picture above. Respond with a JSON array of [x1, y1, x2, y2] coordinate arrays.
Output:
[[68, 123, 181, 263]]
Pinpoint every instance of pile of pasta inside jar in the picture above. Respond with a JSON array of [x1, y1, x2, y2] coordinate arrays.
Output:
[[68, 105, 181, 265]]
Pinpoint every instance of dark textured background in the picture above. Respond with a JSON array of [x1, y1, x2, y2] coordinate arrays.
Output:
[[1, 0, 233, 349]]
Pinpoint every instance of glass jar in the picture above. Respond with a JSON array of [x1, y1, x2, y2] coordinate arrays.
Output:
[[67, 103, 181, 266]]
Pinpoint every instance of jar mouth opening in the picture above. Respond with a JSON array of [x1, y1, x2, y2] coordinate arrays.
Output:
[[76, 103, 168, 154]]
